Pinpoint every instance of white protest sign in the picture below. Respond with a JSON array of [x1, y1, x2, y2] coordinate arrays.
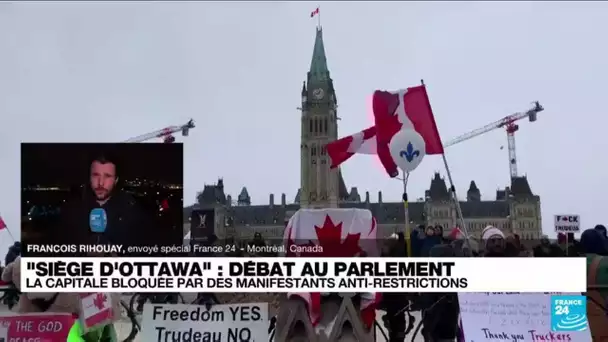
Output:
[[142, 302, 269, 342], [458, 293, 592, 342], [0, 319, 8, 342], [554, 215, 580, 232]]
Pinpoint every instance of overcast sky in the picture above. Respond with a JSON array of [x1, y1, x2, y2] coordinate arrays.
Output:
[[1, 2, 606, 256]]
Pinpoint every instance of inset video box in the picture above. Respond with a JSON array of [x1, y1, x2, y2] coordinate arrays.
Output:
[[21, 143, 184, 257]]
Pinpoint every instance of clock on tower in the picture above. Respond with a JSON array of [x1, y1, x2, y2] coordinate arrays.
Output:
[[312, 88, 324, 100]]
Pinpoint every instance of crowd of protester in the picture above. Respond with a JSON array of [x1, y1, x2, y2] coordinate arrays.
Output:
[[380, 223, 608, 341]]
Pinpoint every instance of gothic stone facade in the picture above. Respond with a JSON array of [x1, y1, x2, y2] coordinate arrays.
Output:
[[183, 28, 542, 242], [184, 174, 542, 243]]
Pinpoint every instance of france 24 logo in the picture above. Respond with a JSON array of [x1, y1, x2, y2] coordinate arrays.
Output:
[[551, 295, 588, 331]]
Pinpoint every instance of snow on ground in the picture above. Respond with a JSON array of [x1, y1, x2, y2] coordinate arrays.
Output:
[[0, 294, 425, 341]]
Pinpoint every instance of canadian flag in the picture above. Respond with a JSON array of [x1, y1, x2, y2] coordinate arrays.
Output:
[[284, 208, 381, 329], [79, 293, 114, 330], [326, 84, 444, 177]]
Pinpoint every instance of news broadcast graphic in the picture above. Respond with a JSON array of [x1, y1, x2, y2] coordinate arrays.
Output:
[[0, 312, 76, 341], [554, 214, 581, 233], [551, 294, 588, 332], [21, 257, 586, 293], [141, 303, 268, 341], [459, 293, 592, 342], [20, 143, 184, 257]]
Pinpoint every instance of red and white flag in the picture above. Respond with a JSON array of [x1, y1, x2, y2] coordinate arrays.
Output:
[[310, 7, 320, 18], [327, 84, 444, 177], [79, 293, 115, 332], [325, 126, 378, 169], [284, 208, 380, 329]]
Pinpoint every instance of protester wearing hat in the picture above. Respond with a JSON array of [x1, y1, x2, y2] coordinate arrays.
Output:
[[595, 224, 607, 239], [482, 225, 506, 257], [4, 241, 21, 266], [448, 227, 463, 241], [581, 228, 608, 256]]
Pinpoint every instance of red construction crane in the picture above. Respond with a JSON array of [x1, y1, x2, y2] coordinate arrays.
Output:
[[443, 102, 544, 178], [123, 119, 195, 143]]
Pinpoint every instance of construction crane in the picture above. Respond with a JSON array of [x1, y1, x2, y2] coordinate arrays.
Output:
[[443, 102, 544, 178], [123, 119, 195, 143]]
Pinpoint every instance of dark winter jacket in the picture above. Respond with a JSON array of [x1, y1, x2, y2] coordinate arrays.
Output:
[[594, 224, 607, 239], [580, 228, 608, 255], [410, 230, 421, 257], [420, 235, 441, 257], [533, 244, 564, 257], [420, 244, 460, 340], [4, 242, 21, 266]]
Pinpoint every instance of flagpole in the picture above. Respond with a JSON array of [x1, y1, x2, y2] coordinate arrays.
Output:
[[3, 228, 16, 242], [0, 214, 16, 242], [317, 5, 321, 28], [402, 172, 412, 257], [6, 228, 16, 242], [441, 154, 468, 235], [420, 79, 472, 254]]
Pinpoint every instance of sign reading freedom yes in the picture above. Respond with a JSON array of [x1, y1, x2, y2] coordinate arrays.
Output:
[[141, 303, 269, 341]]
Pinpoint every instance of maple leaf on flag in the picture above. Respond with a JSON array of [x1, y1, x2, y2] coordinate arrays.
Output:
[[286, 226, 318, 257], [93, 293, 107, 311], [314, 215, 362, 257], [286, 215, 364, 257]]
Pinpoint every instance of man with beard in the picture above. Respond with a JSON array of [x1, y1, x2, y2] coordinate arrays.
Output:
[[481, 226, 506, 257], [56, 153, 154, 255]]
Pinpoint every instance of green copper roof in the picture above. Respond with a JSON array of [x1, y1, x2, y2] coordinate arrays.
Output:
[[309, 27, 329, 82]]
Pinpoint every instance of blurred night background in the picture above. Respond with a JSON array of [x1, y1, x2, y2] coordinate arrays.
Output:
[[20, 143, 184, 240]]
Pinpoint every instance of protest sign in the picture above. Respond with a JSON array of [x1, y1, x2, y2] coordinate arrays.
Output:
[[78, 292, 115, 333], [554, 215, 580, 233], [0, 312, 75, 341], [459, 292, 592, 342], [142, 302, 268, 342]]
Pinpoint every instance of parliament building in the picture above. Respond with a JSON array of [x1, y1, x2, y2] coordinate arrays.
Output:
[[183, 27, 542, 243]]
